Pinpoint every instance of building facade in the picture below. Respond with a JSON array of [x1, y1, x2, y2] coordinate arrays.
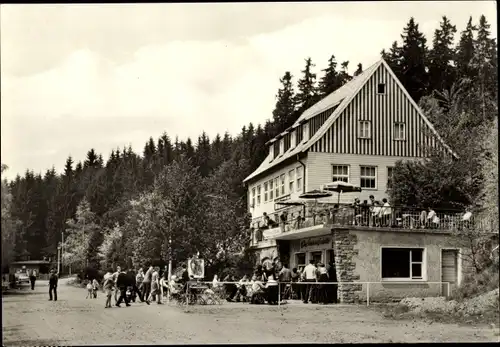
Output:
[[243, 58, 463, 302]]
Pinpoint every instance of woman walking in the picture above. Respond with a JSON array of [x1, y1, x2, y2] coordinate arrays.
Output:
[[148, 266, 162, 305]]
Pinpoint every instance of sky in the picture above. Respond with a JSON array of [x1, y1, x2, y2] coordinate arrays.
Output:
[[1, 2, 497, 180]]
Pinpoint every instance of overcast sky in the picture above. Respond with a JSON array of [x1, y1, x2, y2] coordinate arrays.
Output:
[[1, 2, 497, 180]]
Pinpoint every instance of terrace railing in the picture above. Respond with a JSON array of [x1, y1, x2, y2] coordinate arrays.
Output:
[[250, 204, 488, 246]]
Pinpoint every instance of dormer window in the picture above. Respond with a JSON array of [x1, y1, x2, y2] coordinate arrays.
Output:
[[296, 125, 304, 144], [377, 83, 386, 95], [291, 131, 296, 148], [284, 133, 291, 152], [269, 145, 274, 162], [303, 122, 310, 141], [279, 139, 284, 155], [273, 142, 280, 159]]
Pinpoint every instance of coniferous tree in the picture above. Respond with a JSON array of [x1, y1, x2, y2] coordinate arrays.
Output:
[[429, 16, 457, 94], [318, 55, 342, 97], [295, 57, 319, 111], [382, 41, 403, 77], [399, 17, 430, 102], [84, 149, 99, 168], [195, 131, 212, 177], [338, 61, 352, 86], [272, 72, 296, 134], [456, 16, 477, 82], [353, 63, 363, 77]]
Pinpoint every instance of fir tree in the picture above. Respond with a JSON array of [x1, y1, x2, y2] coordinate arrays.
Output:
[[429, 16, 457, 94], [456, 16, 477, 82], [272, 72, 296, 134], [353, 63, 363, 77], [399, 17, 430, 102], [84, 149, 99, 168], [318, 55, 341, 97], [295, 57, 318, 111]]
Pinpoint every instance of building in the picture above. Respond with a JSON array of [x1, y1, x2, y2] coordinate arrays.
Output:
[[9, 260, 52, 279], [242, 58, 469, 303]]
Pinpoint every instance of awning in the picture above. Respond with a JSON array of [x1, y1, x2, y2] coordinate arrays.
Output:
[[274, 224, 331, 240]]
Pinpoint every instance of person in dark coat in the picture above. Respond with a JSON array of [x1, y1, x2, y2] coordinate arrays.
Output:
[[126, 269, 148, 304], [48, 269, 58, 301], [115, 268, 131, 307], [29, 269, 37, 290], [327, 260, 338, 303]]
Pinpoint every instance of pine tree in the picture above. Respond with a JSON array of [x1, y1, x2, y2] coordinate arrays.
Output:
[[63, 156, 74, 182], [382, 41, 403, 77], [272, 72, 296, 134], [195, 131, 212, 177], [456, 16, 477, 82], [318, 55, 342, 97], [84, 149, 99, 168], [295, 58, 319, 111], [399, 17, 430, 102], [353, 63, 363, 77], [338, 61, 352, 86], [429, 16, 457, 94]]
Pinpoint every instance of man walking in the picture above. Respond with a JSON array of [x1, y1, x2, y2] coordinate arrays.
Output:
[[115, 268, 131, 307], [142, 265, 153, 303], [48, 269, 58, 301], [127, 268, 149, 305], [29, 269, 37, 290]]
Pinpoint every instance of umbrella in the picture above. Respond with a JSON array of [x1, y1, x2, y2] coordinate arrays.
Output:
[[299, 190, 333, 224], [323, 181, 362, 204], [275, 199, 309, 220]]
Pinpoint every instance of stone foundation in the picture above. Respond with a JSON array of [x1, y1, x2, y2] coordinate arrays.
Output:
[[332, 228, 362, 303]]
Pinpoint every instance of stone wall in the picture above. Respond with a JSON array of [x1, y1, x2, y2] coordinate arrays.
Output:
[[332, 227, 362, 303]]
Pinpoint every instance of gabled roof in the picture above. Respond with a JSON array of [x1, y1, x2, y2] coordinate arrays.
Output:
[[243, 58, 457, 184]]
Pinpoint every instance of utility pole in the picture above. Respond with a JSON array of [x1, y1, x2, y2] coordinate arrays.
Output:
[[57, 243, 61, 274]]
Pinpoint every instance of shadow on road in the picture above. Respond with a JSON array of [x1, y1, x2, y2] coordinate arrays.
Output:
[[3, 338, 69, 346]]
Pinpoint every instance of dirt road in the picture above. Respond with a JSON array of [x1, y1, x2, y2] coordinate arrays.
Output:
[[2, 279, 498, 345]]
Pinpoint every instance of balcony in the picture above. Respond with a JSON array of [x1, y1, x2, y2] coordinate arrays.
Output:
[[249, 203, 489, 247]]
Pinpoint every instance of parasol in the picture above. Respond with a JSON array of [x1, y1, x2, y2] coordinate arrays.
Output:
[[323, 181, 362, 204], [299, 189, 333, 223]]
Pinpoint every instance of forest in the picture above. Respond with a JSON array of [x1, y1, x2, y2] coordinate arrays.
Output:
[[1, 15, 497, 277]]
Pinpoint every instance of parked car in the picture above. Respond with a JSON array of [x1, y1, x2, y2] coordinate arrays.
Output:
[[15, 273, 30, 285]]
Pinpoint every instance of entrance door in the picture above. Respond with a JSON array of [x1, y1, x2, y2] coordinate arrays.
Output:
[[441, 250, 458, 296], [326, 250, 334, 265]]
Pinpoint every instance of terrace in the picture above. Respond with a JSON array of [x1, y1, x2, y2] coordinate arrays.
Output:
[[249, 203, 488, 247]]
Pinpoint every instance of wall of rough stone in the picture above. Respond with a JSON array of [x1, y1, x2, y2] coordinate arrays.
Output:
[[332, 228, 362, 303]]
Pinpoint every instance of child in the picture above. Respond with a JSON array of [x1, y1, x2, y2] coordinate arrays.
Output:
[[86, 280, 93, 299], [103, 273, 114, 308], [92, 278, 99, 299]]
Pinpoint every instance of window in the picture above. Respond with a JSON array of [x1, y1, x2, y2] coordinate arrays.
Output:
[[360, 166, 377, 189], [394, 122, 405, 140], [358, 120, 371, 139], [382, 248, 424, 280], [284, 133, 291, 152], [377, 83, 386, 94], [311, 251, 323, 265], [296, 166, 303, 192], [332, 165, 349, 183], [295, 253, 306, 269], [269, 180, 274, 200], [251, 187, 255, 208], [387, 167, 394, 190], [288, 170, 295, 194], [274, 177, 280, 198], [264, 182, 268, 202], [280, 174, 285, 195], [256, 185, 261, 206], [296, 126, 304, 144], [273, 142, 280, 159]]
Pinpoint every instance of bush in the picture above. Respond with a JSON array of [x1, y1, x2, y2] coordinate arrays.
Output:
[[451, 262, 499, 301]]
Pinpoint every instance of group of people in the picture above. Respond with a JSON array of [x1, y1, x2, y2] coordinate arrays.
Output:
[[212, 260, 338, 305], [88, 263, 193, 309]]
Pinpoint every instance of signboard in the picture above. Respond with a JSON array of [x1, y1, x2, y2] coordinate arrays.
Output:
[[188, 258, 205, 279], [263, 228, 281, 239], [299, 236, 331, 251]]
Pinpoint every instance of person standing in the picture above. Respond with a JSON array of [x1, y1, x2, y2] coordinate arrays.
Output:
[[149, 267, 162, 304], [103, 272, 114, 308], [127, 268, 148, 304], [29, 269, 37, 290], [48, 269, 58, 301], [278, 264, 292, 299], [115, 268, 131, 307], [112, 266, 122, 304], [302, 260, 317, 304], [142, 265, 153, 303]]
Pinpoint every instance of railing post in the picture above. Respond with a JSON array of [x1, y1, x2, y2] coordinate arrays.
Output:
[[366, 282, 370, 306], [278, 282, 281, 307], [447, 282, 450, 298], [186, 282, 189, 307]]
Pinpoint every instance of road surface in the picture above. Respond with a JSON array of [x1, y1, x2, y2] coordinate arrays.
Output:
[[2, 279, 498, 345]]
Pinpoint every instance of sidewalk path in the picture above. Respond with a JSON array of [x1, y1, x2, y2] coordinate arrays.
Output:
[[2, 280, 498, 345]]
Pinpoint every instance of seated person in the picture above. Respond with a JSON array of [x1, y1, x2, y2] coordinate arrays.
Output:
[[249, 275, 266, 304], [427, 207, 440, 228]]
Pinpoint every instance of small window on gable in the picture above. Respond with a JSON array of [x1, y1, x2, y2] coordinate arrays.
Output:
[[358, 120, 371, 139], [377, 83, 386, 94], [394, 122, 406, 141]]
